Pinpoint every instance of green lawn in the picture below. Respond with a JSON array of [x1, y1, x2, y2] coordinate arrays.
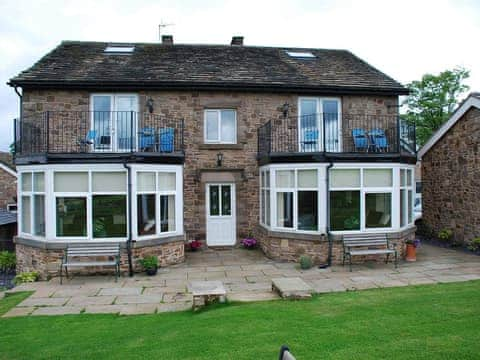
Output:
[[1, 281, 480, 359]]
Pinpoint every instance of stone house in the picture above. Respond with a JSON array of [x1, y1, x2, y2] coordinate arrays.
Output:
[[8, 36, 416, 278], [0, 154, 17, 250], [418, 93, 480, 244]]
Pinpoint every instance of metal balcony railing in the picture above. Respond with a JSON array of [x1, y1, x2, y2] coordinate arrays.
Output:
[[257, 113, 416, 157], [14, 111, 185, 157]]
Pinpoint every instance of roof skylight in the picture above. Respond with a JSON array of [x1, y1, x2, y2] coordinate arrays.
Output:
[[286, 51, 316, 58], [104, 45, 135, 54]]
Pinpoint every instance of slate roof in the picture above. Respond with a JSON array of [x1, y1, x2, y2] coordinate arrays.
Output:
[[0, 209, 16, 226], [9, 41, 408, 95], [0, 152, 15, 170]]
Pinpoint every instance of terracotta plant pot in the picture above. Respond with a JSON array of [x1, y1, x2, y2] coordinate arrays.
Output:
[[405, 244, 417, 262]]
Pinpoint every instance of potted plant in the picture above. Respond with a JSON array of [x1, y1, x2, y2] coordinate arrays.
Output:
[[405, 239, 421, 262], [140, 255, 158, 276], [241, 233, 257, 250], [189, 240, 202, 252], [299, 255, 313, 270]]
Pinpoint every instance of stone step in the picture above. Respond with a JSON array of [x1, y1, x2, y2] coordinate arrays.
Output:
[[271, 277, 313, 299]]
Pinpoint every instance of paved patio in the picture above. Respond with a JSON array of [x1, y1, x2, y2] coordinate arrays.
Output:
[[3, 244, 480, 317]]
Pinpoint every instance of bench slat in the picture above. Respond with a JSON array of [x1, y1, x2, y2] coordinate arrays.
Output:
[[64, 261, 118, 267], [349, 249, 395, 255]]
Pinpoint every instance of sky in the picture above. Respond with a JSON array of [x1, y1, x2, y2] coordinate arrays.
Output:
[[0, 0, 479, 151]]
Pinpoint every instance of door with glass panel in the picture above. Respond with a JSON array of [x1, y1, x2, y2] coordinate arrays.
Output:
[[206, 183, 236, 246], [91, 94, 138, 152], [298, 98, 340, 152]]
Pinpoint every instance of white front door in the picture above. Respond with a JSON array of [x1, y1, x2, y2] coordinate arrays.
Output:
[[206, 183, 236, 246]]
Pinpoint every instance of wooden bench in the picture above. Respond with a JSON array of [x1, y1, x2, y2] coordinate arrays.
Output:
[[342, 234, 397, 272], [60, 243, 121, 284]]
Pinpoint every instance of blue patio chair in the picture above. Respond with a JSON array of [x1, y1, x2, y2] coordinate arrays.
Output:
[[159, 127, 174, 153], [352, 128, 368, 152], [302, 129, 319, 152], [369, 128, 389, 152], [139, 127, 156, 151]]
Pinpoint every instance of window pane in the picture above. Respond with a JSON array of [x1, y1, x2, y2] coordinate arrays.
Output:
[[54, 172, 88, 192], [364, 169, 392, 187], [408, 190, 413, 223], [22, 173, 32, 192], [400, 189, 406, 227], [160, 195, 175, 232], [276, 170, 294, 188], [205, 111, 219, 141], [265, 171, 270, 187], [92, 172, 126, 192], [329, 191, 360, 231], [407, 170, 412, 186], [400, 169, 406, 186], [365, 193, 392, 228], [137, 194, 156, 236], [158, 173, 176, 191], [220, 110, 236, 143], [221, 185, 231, 216], [21, 196, 31, 233], [298, 170, 317, 188], [33, 195, 45, 236], [298, 191, 318, 231], [266, 190, 271, 226], [261, 189, 265, 224], [93, 195, 127, 238], [276, 192, 293, 228], [330, 169, 360, 188], [34, 173, 45, 192], [137, 172, 155, 192], [56, 197, 87, 237], [209, 185, 219, 216]]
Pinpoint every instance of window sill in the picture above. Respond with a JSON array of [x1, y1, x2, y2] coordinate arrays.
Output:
[[199, 144, 244, 150], [257, 224, 327, 241]]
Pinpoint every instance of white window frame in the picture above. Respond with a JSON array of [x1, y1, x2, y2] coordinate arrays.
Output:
[[400, 168, 415, 228], [259, 169, 271, 227], [90, 93, 139, 152], [131, 164, 183, 240], [297, 97, 342, 152], [19, 171, 45, 239], [203, 109, 237, 144]]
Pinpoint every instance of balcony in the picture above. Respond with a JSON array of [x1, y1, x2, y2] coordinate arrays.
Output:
[[14, 111, 185, 164], [257, 113, 416, 164]]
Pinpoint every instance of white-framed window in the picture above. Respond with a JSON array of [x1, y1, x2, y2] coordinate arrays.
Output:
[[20, 172, 45, 237], [54, 171, 127, 239], [263, 167, 320, 232], [260, 170, 271, 227], [204, 109, 237, 144], [400, 168, 414, 228], [136, 171, 177, 237]]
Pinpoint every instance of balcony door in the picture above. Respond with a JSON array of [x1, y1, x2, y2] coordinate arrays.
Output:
[[298, 98, 341, 152], [91, 94, 138, 152]]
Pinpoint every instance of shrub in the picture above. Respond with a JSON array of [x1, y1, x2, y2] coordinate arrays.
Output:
[[438, 229, 453, 242], [0, 251, 16, 271], [468, 237, 480, 252], [299, 255, 313, 270], [139, 256, 158, 271], [13, 271, 39, 285]]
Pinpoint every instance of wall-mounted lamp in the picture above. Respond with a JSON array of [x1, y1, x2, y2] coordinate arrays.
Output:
[[146, 97, 154, 114], [216, 152, 223, 167], [282, 102, 290, 118]]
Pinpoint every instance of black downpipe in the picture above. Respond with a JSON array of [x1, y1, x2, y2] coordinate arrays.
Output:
[[325, 161, 334, 267], [123, 161, 134, 277], [13, 86, 23, 157]]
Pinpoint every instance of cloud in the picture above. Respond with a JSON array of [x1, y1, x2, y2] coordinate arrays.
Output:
[[0, 0, 479, 150]]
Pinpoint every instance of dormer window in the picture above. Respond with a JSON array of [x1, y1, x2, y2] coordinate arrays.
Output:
[[286, 51, 315, 58], [104, 45, 135, 54]]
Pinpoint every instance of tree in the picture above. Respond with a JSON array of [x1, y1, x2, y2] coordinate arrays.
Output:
[[403, 67, 470, 146]]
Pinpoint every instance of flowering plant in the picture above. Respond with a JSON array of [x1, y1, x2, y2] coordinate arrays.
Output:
[[189, 240, 202, 251], [242, 237, 257, 249], [405, 239, 421, 248]]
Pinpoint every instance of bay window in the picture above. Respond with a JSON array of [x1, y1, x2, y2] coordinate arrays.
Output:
[[400, 169, 414, 227], [204, 109, 237, 144], [260, 170, 270, 226], [20, 172, 45, 236]]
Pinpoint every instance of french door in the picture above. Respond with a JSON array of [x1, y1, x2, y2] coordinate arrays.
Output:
[[91, 94, 138, 152], [206, 183, 236, 246]]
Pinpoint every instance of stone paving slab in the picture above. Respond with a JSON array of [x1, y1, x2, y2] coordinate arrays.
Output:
[[119, 304, 157, 315], [116, 295, 163, 305], [99, 287, 142, 296], [272, 277, 313, 299], [84, 305, 125, 314], [157, 302, 192, 313], [18, 297, 70, 307], [32, 306, 83, 316], [67, 295, 116, 306], [52, 287, 99, 298], [228, 291, 280, 302], [2, 306, 35, 317]]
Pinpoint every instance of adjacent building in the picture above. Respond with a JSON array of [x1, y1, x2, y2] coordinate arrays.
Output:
[[9, 36, 416, 277], [419, 93, 480, 244]]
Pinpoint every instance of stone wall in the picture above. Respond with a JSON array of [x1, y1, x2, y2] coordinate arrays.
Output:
[[0, 167, 17, 210], [15, 238, 184, 279], [22, 89, 398, 246], [257, 225, 414, 264], [422, 107, 480, 244]]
